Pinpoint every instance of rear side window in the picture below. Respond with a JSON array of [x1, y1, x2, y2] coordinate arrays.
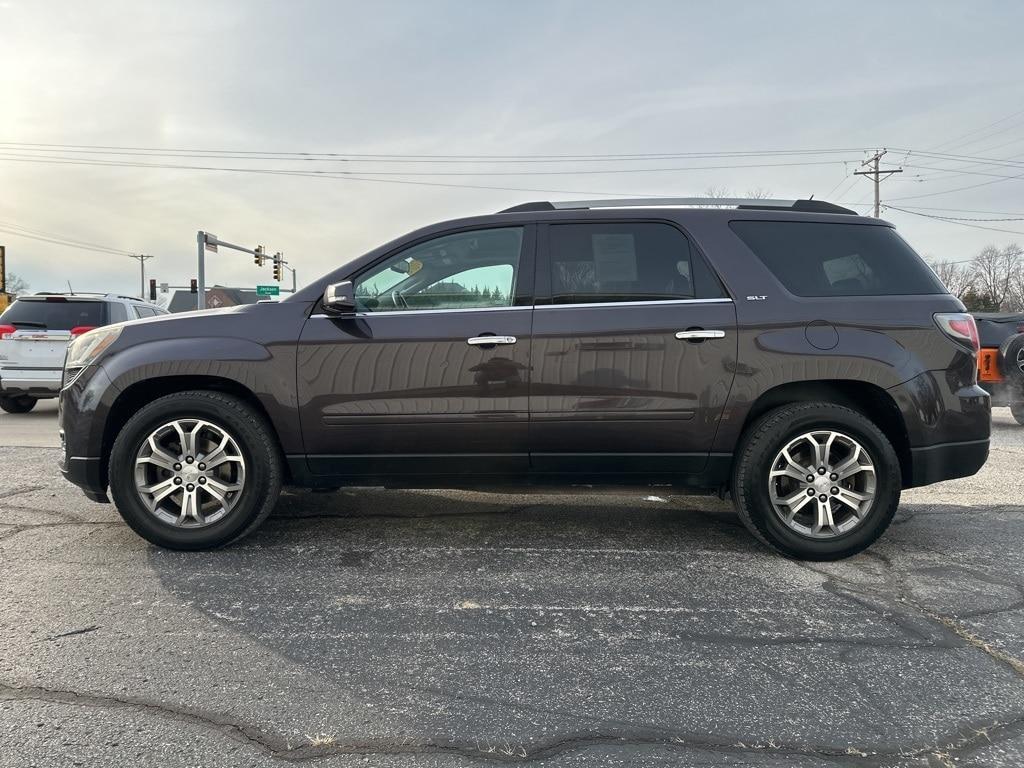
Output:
[[0, 299, 107, 330], [729, 221, 946, 297], [108, 303, 129, 323], [547, 222, 725, 304]]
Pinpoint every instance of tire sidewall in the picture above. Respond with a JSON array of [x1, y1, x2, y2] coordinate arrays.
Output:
[[736, 405, 901, 560], [109, 393, 278, 549], [999, 334, 1024, 386]]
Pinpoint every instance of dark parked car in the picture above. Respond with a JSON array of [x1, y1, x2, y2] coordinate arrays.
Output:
[[973, 312, 1024, 424], [59, 198, 991, 559]]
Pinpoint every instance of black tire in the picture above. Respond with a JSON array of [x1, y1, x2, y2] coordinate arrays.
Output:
[[108, 390, 283, 550], [732, 402, 901, 561], [1011, 404, 1024, 426], [0, 395, 37, 414], [999, 333, 1024, 386]]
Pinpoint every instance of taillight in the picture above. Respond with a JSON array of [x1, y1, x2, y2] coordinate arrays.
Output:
[[0, 324, 15, 339], [70, 326, 97, 337], [934, 313, 980, 352]]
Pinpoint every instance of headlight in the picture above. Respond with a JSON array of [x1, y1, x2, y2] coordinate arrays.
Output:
[[65, 325, 124, 370]]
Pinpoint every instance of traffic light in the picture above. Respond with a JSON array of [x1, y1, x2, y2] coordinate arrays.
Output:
[[190, 278, 198, 294], [149, 278, 157, 301], [254, 245, 265, 267], [272, 253, 282, 282]]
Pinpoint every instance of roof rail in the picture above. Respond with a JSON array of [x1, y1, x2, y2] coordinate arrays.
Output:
[[498, 197, 857, 215], [30, 291, 145, 301]]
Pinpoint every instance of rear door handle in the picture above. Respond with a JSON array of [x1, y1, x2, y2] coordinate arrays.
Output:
[[467, 335, 517, 346], [675, 329, 726, 340]]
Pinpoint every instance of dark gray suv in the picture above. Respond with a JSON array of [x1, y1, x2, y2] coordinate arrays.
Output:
[[58, 197, 991, 559]]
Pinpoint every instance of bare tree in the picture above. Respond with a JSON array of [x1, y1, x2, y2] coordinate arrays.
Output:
[[1007, 254, 1024, 312], [745, 187, 773, 199], [5, 272, 29, 296], [971, 244, 1021, 310], [929, 260, 973, 299]]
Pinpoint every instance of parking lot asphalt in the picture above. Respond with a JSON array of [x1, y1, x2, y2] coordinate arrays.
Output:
[[1, 408, 1023, 767]]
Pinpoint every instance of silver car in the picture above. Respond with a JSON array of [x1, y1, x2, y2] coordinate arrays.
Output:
[[0, 293, 167, 413]]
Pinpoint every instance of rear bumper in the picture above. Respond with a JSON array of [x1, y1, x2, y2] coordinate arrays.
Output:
[[908, 438, 990, 488], [0, 367, 63, 398]]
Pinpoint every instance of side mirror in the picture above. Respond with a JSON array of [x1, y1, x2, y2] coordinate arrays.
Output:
[[323, 281, 356, 314]]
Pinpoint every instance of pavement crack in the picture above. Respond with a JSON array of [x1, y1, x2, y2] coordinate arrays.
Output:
[[0, 484, 46, 500], [6, 679, 1024, 764], [44, 625, 102, 642]]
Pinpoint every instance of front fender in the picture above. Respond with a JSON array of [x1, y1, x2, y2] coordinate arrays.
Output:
[[100, 335, 302, 454]]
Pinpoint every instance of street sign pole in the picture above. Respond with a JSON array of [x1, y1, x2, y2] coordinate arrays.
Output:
[[196, 231, 206, 310]]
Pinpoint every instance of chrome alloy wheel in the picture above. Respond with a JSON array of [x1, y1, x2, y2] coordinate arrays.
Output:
[[133, 419, 246, 528], [767, 430, 877, 539], [1017, 346, 1024, 375]]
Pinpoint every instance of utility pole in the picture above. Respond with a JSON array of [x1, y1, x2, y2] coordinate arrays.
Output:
[[853, 150, 903, 217], [127, 254, 155, 299]]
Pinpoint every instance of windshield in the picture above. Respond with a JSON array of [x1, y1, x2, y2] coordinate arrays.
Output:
[[0, 299, 107, 330]]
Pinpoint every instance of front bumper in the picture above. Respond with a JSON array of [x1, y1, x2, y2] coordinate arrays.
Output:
[[58, 364, 118, 503]]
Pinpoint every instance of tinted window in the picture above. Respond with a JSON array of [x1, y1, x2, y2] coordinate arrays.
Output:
[[108, 302, 128, 323], [132, 305, 157, 318], [0, 299, 106, 330], [355, 227, 523, 312], [730, 221, 946, 297], [547, 222, 724, 304]]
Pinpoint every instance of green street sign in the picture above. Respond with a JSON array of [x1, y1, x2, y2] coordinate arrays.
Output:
[[256, 285, 280, 297]]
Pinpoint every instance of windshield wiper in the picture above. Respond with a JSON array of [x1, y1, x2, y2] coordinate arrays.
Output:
[[9, 321, 47, 328]]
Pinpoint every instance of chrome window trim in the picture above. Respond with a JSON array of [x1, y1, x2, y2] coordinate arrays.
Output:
[[310, 297, 733, 319], [310, 305, 532, 319], [536, 298, 734, 310]]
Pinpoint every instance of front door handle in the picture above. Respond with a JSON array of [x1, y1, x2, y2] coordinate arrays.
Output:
[[675, 329, 726, 340], [467, 335, 517, 346]]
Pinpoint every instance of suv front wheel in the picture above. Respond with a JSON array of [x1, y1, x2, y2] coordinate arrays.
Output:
[[108, 391, 283, 550], [732, 402, 901, 560]]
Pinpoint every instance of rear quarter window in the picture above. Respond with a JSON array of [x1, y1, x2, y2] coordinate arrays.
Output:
[[729, 221, 946, 297], [0, 299, 107, 330]]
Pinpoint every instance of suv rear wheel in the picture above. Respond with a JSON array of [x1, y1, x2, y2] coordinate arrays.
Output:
[[0, 395, 37, 414], [1011, 404, 1024, 426], [732, 402, 901, 560], [108, 391, 282, 550]]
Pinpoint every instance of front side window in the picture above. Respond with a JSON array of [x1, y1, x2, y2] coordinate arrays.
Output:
[[354, 227, 523, 312], [547, 222, 722, 304]]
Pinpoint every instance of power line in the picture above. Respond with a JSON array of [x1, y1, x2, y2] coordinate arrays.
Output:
[[887, 166, 1024, 201], [896, 205, 1024, 216], [0, 219, 136, 254], [882, 205, 1024, 235], [0, 151, 858, 177], [0, 140, 870, 162], [925, 108, 1024, 152], [0, 225, 136, 256]]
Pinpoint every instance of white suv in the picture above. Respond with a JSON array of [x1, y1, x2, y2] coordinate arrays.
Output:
[[0, 293, 168, 413]]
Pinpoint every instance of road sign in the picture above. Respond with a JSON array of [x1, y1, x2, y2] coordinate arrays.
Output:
[[256, 285, 280, 296], [204, 233, 218, 252]]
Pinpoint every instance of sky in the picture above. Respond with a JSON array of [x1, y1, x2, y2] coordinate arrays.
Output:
[[2, 0, 1024, 299]]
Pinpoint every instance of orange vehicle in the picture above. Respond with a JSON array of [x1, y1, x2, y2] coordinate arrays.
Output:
[[973, 312, 1024, 425]]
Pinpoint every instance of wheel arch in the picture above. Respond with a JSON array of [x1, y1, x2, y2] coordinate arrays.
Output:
[[736, 380, 912, 486], [101, 375, 291, 488]]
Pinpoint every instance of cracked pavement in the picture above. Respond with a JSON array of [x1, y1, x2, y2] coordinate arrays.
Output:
[[1, 407, 1023, 767]]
